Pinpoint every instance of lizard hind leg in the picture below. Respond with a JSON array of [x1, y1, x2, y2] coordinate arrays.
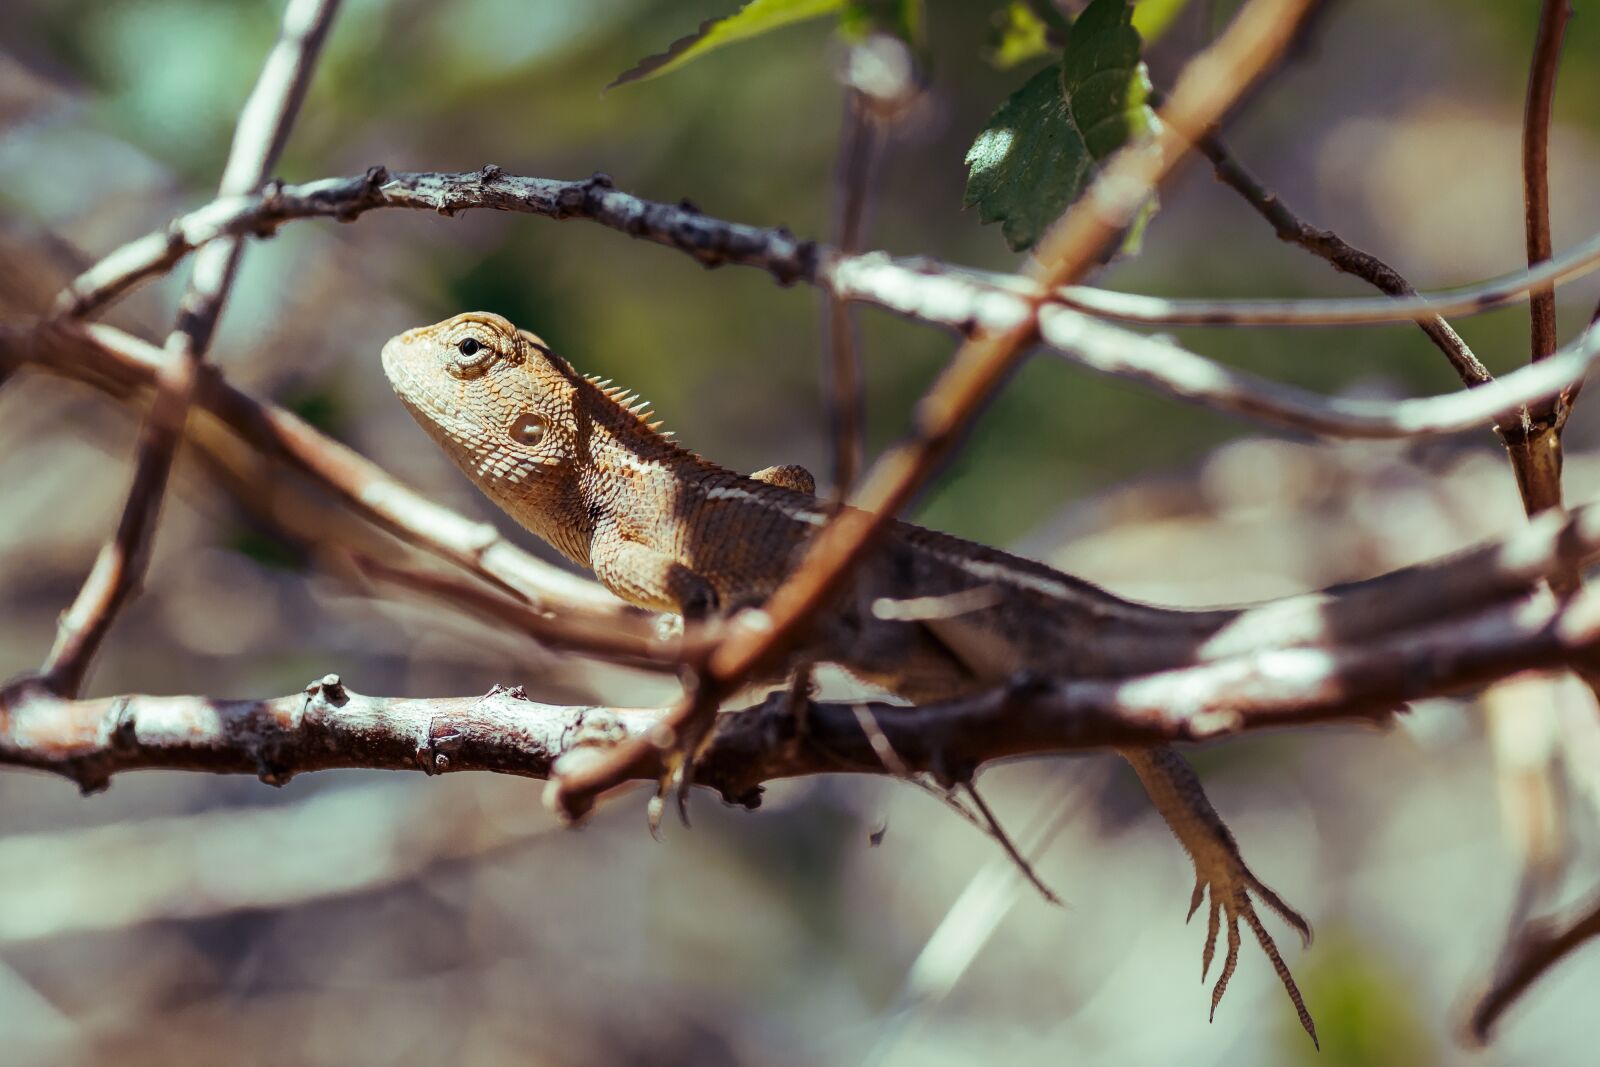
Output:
[[1125, 746, 1318, 1048]]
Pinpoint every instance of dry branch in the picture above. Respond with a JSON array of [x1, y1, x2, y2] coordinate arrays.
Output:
[[39, 0, 342, 697], [53, 167, 1600, 337], [0, 319, 634, 619], [8, 564, 1600, 805], [1467, 0, 1593, 1043]]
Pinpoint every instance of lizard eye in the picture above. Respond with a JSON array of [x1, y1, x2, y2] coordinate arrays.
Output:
[[509, 412, 547, 446], [448, 333, 497, 378]]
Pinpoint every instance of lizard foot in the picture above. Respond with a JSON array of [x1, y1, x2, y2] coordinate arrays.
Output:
[[645, 708, 719, 837], [1122, 746, 1317, 1047], [1186, 849, 1317, 1048]]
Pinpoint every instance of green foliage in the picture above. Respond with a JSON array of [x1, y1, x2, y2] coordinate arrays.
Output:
[[608, 0, 926, 91], [964, 0, 1157, 251], [1061, 0, 1154, 156], [607, 0, 847, 90], [1290, 934, 1438, 1066], [987, 2, 1054, 70], [278, 382, 347, 439], [1131, 0, 1192, 40], [989, 0, 1187, 71], [226, 528, 307, 573], [840, 0, 925, 44], [1022, 0, 1074, 37], [962, 62, 1087, 252]]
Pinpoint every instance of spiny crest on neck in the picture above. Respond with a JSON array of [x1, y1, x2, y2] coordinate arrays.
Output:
[[576, 370, 719, 469], [582, 373, 668, 435]]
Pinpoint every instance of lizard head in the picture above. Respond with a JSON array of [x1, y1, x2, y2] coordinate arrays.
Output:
[[381, 311, 585, 525]]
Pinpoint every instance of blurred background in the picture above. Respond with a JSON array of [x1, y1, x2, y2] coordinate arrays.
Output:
[[3, 0, 1600, 1063]]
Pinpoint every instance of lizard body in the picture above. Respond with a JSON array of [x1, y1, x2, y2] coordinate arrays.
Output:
[[382, 312, 1316, 1042]]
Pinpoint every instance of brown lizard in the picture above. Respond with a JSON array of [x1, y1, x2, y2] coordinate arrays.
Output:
[[382, 311, 1318, 1044]]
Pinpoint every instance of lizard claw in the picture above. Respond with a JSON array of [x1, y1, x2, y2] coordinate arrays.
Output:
[[645, 740, 691, 837], [1183, 818, 1317, 1049], [645, 710, 717, 836], [1125, 747, 1317, 1048]]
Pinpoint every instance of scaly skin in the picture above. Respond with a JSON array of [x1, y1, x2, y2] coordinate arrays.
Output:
[[382, 311, 1317, 1043]]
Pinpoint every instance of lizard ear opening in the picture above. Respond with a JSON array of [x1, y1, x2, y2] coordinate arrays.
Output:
[[508, 411, 548, 447]]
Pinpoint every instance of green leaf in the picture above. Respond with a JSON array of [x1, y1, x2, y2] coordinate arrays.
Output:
[[963, 0, 1157, 252], [986, 2, 1053, 70], [963, 63, 1087, 251], [608, 0, 847, 90]]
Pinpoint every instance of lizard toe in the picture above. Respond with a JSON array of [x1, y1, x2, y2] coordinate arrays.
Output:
[[1190, 863, 1318, 1049]]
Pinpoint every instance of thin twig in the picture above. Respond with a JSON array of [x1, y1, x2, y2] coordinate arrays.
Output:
[[349, 552, 700, 673], [1502, 0, 1577, 523], [824, 88, 877, 498], [39, 0, 341, 697], [53, 167, 1600, 337], [961, 780, 1063, 905], [1195, 133, 1494, 389], [1, 320, 634, 619], [1048, 229, 1600, 326], [1523, 0, 1571, 371], [819, 32, 918, 500], [1038, 308, 1600, 440], [1467, 889, 1600, 1044], [1469, 3, 1587, 1045]]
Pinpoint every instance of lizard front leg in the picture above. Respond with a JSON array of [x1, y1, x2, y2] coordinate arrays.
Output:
[[592, 535, 719, 620], [749, 464, 817, 494], [590, 534, 739, 827]]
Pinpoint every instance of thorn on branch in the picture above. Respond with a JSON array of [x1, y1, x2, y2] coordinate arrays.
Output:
[[767, 228, 820, 288], [725, 784, 763, 810], [96, 696, 137, 751], [256, 757, 294, 788], [416, 726, 463, 775], [478, 162, 502, 182], [72, 768, 111, 797], [305, 672, 347, 707]]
